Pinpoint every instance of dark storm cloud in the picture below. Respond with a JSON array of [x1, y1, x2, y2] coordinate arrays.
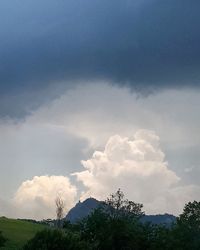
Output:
[[1, 0, 200, 117]]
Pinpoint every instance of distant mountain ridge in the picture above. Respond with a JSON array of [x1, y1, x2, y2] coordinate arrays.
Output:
[[65, 198, 176, 225]]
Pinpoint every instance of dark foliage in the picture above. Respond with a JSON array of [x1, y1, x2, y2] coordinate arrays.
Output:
[[78, 189, 147, 250], [171, 201, 200, 250], [104, 188, 144, 220], [23, 191, 200, 250], [0, 231, 7, 248], [23, 229, 88, 250]]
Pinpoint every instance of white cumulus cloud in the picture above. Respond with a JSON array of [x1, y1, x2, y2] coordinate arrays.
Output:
[[14, 175, 77, 220], [73, 130, 200, 215]]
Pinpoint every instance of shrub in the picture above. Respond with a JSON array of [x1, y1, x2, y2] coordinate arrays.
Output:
[[0, 231, 7, 248], [23, 229, 88, 250]]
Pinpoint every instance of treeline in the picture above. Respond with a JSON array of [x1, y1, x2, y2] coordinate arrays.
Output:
[[1, 189, 200, 250]]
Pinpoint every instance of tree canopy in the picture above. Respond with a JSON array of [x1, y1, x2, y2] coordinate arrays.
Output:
[[23, 192, 200, 250]]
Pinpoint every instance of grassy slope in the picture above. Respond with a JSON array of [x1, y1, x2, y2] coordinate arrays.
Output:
[[0, 217, 46, 250]]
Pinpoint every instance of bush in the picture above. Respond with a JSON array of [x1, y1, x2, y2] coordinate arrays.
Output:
[[0, 231, 7, 248], [23, 229, 88, 250]]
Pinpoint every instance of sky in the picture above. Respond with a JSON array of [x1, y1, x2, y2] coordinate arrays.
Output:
[[0, 0, 200, 220]]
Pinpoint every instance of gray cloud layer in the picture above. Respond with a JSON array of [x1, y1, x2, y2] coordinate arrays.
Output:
[[1, 0, 200, 117]]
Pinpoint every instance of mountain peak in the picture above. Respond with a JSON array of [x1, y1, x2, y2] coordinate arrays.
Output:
[[65, 198, 102, 223], [65, 198, 176, 225]]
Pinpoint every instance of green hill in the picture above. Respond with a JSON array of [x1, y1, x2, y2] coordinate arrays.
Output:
[[0, 217, 47, 250]]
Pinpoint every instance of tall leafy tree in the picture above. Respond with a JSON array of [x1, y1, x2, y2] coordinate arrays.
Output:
[[104, 188, 144, 219], [80, 189, 147, 250], [172, 201, 200, 250]]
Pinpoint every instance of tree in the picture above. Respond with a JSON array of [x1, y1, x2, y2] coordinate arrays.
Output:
[[104, 188, 144, 219], [80, 207, 149, 250], [171, 201, 200, 250], [147, 224, 175, 250], [55, 195, 65, 228], [79, 189, 147, 250], [178, 200, 200, 227]]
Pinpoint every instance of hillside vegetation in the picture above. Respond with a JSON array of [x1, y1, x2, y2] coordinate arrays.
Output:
[[1, 190, 200, 249], [0, 217, 46, 249]]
